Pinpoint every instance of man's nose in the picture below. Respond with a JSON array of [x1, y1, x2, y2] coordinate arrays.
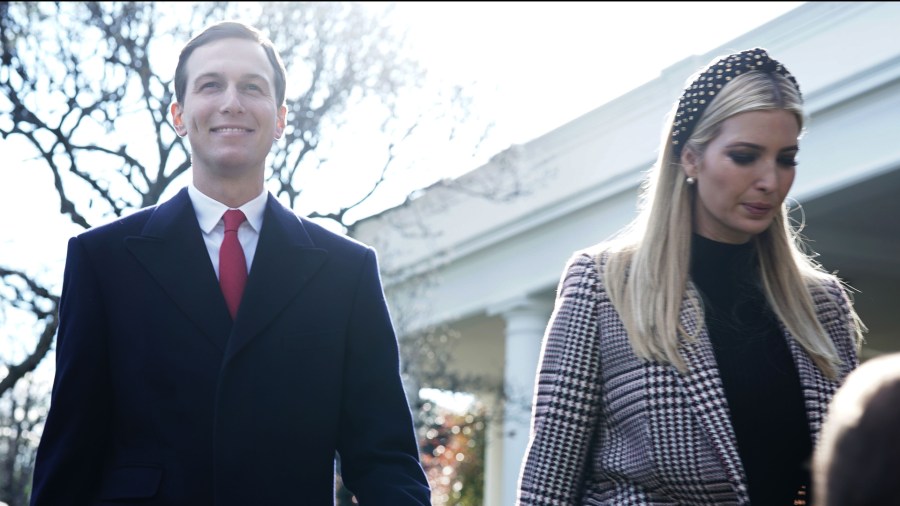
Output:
[[220, 85, 245, 114]]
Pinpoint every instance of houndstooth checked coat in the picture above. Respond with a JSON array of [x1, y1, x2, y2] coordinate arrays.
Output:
[[517, 250, 859, 505]]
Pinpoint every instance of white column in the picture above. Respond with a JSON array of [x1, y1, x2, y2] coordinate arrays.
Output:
[[486, 296, 552, 506], [482, 391, 504, 506]]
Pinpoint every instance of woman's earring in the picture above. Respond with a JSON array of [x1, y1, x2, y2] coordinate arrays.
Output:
[[686, 176, 696, 185]]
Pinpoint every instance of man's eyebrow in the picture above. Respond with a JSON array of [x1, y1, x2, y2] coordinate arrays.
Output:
[[193, 72, 269, 82], [241, 73, 269, 82], [193, 72, 221, 82]]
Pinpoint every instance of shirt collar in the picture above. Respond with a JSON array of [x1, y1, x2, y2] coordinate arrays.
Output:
[[187, 183, 267, 234]]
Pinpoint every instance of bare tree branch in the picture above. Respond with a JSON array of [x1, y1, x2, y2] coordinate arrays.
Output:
[[0, 267, 58, 395]]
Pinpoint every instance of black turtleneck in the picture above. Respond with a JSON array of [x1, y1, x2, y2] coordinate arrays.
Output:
[[690, 234, 812, 505]]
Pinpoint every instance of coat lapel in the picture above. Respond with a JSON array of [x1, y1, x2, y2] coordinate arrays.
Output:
[[124, 188, 233, 351], [675, 282, 843, 503], [224, 195, 328, 362], [784, 324, 840, 444], [676, 283, 750, 503]]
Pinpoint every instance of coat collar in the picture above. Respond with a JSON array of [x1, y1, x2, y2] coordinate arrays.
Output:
[[124, 188, 328, 358]]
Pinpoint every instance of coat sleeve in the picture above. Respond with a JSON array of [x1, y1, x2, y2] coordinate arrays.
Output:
[[30, 236, 113, 505], [335, 247, 432, 505], [517, 252, 606, 505]]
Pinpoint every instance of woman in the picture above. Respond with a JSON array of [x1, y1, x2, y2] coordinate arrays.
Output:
[[516, 48, 865, 506]]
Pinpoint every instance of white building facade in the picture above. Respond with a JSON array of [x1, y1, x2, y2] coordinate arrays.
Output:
[[354, 3, 900, 505]]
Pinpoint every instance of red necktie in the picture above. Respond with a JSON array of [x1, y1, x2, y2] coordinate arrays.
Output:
[[219, 209, 247, 320]]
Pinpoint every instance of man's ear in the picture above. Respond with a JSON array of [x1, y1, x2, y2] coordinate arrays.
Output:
[[171, 102, 187, 137], [274, 104, 287, 140], [681, 147, 699, 179]]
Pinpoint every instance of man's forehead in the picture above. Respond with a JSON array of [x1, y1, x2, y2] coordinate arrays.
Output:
[[186, 39, 274, 81]]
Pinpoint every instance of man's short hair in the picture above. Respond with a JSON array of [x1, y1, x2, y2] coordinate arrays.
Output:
[[813, 352, 900, 506], [173, 21, 287, 107]]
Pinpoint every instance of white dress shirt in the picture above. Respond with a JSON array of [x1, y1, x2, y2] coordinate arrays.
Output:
[[187, 183, 267, 279]]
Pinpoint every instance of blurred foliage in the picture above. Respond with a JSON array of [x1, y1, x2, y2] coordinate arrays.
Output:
[[417, 398, 486, 506]]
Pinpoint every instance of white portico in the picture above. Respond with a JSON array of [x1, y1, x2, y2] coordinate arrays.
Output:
[[353, 3, 900, 505]]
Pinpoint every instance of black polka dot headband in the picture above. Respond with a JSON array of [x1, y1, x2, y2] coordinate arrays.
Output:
[[671, 47, 801, 157]]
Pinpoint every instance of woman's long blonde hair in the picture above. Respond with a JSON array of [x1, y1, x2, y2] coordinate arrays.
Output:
[[600, 70, 865, 378]]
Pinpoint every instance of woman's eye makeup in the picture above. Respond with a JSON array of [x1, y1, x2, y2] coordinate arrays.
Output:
[[728, 152, 757, 165], [778, 156, 799, 167], [727, 151, 798, 167]]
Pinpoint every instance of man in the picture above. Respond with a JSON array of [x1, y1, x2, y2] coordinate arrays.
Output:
[[30, 21, 431, 505], [812, 351, 900, 506]]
